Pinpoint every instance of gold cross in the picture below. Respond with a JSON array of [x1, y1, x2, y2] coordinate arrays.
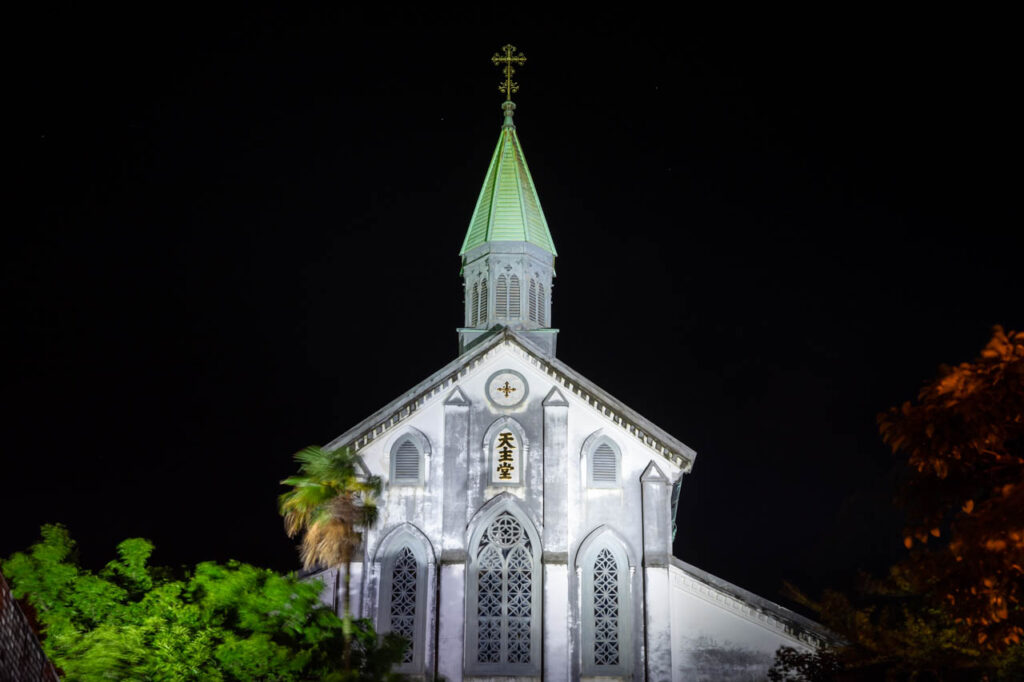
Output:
[[492, 44, 526, 101], [497, 381, 517, 398]]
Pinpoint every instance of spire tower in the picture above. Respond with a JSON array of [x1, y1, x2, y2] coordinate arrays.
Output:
[[458, 46, 558, 357]]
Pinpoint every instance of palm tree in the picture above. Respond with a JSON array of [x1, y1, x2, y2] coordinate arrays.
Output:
[[279, 444, 382, 669]]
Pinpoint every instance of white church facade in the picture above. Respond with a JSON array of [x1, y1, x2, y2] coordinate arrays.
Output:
[[311, 71, 830, 681]]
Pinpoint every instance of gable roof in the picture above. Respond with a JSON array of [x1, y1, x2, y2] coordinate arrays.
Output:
[[326, 328, 695, 472]]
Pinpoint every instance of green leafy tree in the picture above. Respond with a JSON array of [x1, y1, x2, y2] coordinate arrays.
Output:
[[279, 445, 384, 669], [770, 326, 1024, 681], [3, 525, 406, 681]]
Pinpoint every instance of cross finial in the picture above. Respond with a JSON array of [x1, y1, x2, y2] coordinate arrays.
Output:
[[492, 44, 526, 102]]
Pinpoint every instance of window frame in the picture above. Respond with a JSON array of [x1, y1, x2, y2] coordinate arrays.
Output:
[[388, 429, 429, 486], [464, 497, 543, 676], [585, 434, 622, 488], [375, 525, 432, 676], [577, 529, 633, 677]]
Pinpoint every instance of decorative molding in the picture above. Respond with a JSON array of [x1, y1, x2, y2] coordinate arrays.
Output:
[[332, 333, 695, 473], [640, 461, 669, 484], [542, 386, 569, 407], [444, 386, 471, 406]]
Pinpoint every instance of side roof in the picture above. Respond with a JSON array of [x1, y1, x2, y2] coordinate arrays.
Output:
[[670, 557, 842, 648], [325, 328, 695, 472]]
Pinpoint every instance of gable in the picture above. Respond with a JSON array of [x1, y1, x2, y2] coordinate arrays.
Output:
[[325, 328, 696, 475]]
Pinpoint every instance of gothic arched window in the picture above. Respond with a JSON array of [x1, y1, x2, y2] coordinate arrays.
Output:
[[377, 528, 432, 675], [509, 275, 521, 318], [587, 437, 621, 488], [538, 282, 546, 326], [389, 431, 428, 486], [389, 547, 418, 664], [528, 279, 538, 322], [579, 533, 632, 677], [480, 278, 488, 324], [496, 275, 508, 318], [471, 282, 480, 327], [466, 505, 541, 675]]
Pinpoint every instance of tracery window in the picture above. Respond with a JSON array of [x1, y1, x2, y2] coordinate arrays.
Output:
[[580, 533, 631, 676], [592, 548, 619, 665], [377, 530, 430, 675], [389, 547, 418, 664], [467, 507, 541, 674]]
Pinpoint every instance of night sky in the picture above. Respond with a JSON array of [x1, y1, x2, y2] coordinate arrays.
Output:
[[8, 8, 1021, 614]]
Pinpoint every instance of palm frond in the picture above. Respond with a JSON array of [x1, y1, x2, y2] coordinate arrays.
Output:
[[280, 444, 380, 570]]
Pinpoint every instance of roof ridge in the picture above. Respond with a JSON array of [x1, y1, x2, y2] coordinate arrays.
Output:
[[325, 329, 695, 472]]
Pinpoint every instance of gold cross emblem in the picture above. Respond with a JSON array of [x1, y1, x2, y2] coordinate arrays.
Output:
[[492, 44, 526, 101], [496, 380, 517, 398]]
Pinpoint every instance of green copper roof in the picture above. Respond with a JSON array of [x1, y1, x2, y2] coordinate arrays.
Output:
[[460, 111, 557, 257]]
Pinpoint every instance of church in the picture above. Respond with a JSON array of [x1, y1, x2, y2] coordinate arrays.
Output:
[[311, 47, 831, 681]]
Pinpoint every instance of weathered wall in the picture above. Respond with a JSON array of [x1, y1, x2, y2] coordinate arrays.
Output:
[[669, 563, 818, 682], [310, 338, 826, 680]]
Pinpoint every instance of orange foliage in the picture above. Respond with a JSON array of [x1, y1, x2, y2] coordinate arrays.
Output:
[[879, 326, 1024, 651]]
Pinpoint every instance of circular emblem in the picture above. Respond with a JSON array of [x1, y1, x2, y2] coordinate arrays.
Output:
[[486, 369, 528, 408]]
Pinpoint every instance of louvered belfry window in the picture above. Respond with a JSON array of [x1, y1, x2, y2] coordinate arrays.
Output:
[[475, 512, 534, 666], [480, 278, 488, 324], [509, 275, 521, 318], [496, 275, 508, 318], [528, 280, 538, 322], [471, 283, 480, 327], [591, 442, 618, 485], [391, 438, 420, 484], [390, 547, 418, 664], [538, 283, 546, 326], [592, 548, 620, 666]]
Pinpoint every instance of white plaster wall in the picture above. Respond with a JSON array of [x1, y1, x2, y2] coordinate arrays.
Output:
[[543, 563, 570, 680], [438, 563, 466, 682], [669, 565, 814, 682], [319, 339, 814, 681]]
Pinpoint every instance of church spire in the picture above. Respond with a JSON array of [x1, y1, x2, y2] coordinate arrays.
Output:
[[458, 46, 558, 357]]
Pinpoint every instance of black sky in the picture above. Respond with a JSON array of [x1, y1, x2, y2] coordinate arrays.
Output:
[[7, 7, 1021, 612]]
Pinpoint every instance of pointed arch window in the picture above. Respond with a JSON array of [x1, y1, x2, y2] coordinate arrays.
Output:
[[579, 533, 632, 676], [466, 507, 541, 675], [528, 279, 538, 322], [496, 275, 508, 318], [587, 437, 621, 488], [538, 282, 546, 326], [471, 283, 480, 327], [480, 278, 488, 324], [377, 530, 431, 675], [389, 547, 418, 664], [390, 432, 428, 486], [509, 275, 521, 318]]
